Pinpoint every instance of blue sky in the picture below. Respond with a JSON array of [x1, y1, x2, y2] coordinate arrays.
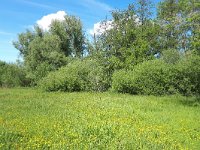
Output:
[[0, 0, 161, 62]]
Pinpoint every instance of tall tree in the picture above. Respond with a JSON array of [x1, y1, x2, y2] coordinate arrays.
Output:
[[157, 0, 200, 54], [100, 5, 139, 69], [94, 2, 159, 70], [50, 16, 85, 58], [135, 0, 160, 60], [13, 29, 35, 57], [26, 34, 69, 82], [13, 14, 85, 84], [136, 0, 153, 26], [187, 0, 200, 54], [157, 0, 179, 50]]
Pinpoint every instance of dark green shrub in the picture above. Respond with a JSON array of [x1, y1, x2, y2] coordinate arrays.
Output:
[[112, 55, 200, 96], [112, 60, 176, 95], [161, 49, 182, 64], [0, 61, 30, 87], [112, 69, 139, 94], [38, 59, 110, 92], [174, 55, 200, 95]]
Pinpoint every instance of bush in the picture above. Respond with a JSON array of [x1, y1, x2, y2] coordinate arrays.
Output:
[[112, 60, 175, 95], [112, 69, 139, 94], [0, 61, 30, 87], [174, 55, 200, 95], [38, 59, 111, 92], [161, 49, 182, 64], [112, 55, 200, 96]]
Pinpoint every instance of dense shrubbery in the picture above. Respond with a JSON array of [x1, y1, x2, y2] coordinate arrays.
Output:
[[112, 55, 200, 96], [38, 59, 110, 92], [0, 61, 30, 87], [175, 55, 200, 95], [38, 54, 200, 96]]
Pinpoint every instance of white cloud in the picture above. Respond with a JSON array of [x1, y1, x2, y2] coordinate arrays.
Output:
[[36, 11, 66, 31], [89, 20, 113, 36]]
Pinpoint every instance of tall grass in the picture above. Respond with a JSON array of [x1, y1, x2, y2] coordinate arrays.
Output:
[[0, 88, 199, 149]]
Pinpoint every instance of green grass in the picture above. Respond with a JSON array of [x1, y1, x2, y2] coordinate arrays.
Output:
[[0, 88, 200, 149]]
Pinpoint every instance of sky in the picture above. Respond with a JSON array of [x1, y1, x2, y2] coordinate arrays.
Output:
[[0, 0, 161, 62]]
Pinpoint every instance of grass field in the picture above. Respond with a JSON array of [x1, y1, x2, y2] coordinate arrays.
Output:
[[0, 88, 200, 149]]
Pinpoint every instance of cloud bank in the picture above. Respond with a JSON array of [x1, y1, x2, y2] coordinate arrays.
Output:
[[36, 11, 66, 31]]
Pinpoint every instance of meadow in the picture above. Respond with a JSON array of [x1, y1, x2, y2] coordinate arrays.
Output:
[[0, 88, 200, 149]]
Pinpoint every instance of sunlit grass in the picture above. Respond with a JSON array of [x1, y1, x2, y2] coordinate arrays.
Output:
[[0, 88, 200, 149]]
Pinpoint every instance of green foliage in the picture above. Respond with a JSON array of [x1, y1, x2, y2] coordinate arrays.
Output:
[[0, 88, 200, 149], [13, 14, 85, 84], [50, 16, 85, 57], [25, 34, 68, 83], [13, 29, 35, 57], [175, 54, 200, 95], [94, 2, 160, 71], [38, 59, 110, 92], [9, 0, 200, 96], [112, 55, 200, 95], [112, 69, 138, 94], [0, 61, 29, 87], [157, 0, 200, 53], [161, 49, 182, 64], [112, 60, 173, 95], [135, 0, 153, 26]]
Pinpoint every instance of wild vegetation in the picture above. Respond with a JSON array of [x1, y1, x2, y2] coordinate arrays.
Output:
[[0, 0, 198, 95], [0, 0, 200, 149], [112, 54, 200, 95], [0, 88, 200, 149], [0, 61, 29, 87]]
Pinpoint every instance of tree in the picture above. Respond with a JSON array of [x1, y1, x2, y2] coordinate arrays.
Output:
[[157, 0, 180, 50], [13, 14, 85, 84], [13, 29, 35, 57], [25, 34, 68, 82], [136, 0, 153, 26], [157, 0, 200, 54], [0, 61, 29, 87], [94, 1, 158, 70], [98, 5, 138, 70], [134, 0, 160, 64], [50, 15, 85, 58], [186, 0, 200, 54]]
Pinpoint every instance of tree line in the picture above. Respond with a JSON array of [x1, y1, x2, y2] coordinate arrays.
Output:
[[1, 0, 199, 95]]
